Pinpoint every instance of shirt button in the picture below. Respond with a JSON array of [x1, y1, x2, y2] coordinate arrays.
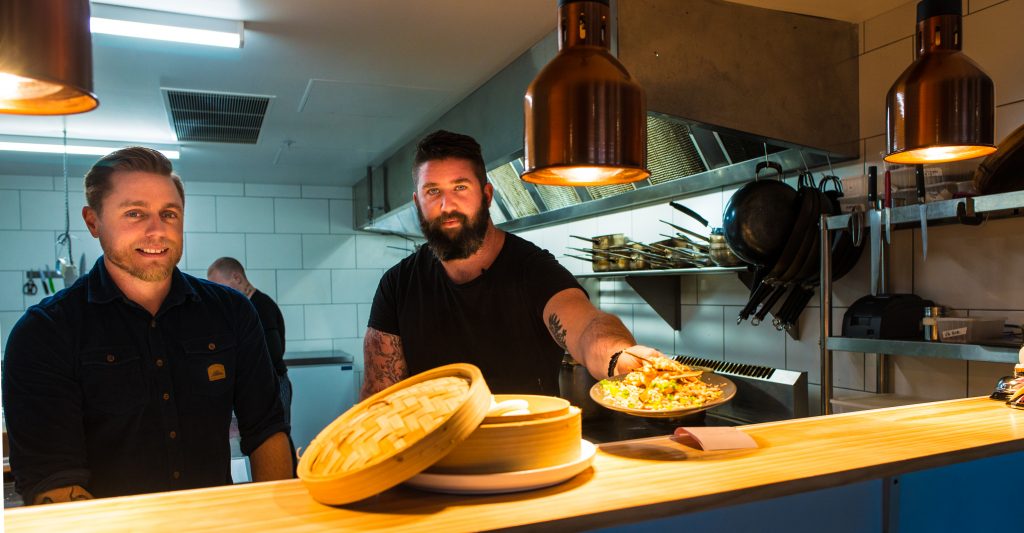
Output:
[[207, 343, 216, 351], [169, 430, 177, 439], [156, 358, 164, 368], [150, 319, 157, 328], [163, 392, 170, 401], [106, 354, 115, 363], [172, 471, 180, 479]]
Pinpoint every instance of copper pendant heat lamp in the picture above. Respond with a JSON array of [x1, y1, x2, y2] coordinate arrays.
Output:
[[0, 0, 98, 115], [884, 0, 994, 164], [522, 0, 649, 186]]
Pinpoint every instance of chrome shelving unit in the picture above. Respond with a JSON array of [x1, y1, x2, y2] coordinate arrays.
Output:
[[575, 266, 747, 331], [827, 338, 1017, 364], [818, 190, 1024, 415]]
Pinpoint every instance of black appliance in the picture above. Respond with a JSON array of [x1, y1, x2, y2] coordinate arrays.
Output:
[[842, 294, 934, 340]]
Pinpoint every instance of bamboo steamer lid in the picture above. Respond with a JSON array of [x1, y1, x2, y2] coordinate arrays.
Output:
[[297, 363, 490, 505]]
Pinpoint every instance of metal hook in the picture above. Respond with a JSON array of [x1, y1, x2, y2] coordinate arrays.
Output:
[[826, 153, 835, 176], [955, 198, 984, 226], [798, 150, 809, 174], [763, 143, 769, 166]]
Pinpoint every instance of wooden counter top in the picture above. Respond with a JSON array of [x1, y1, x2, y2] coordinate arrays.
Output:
[[6, 397, 1024, 532]]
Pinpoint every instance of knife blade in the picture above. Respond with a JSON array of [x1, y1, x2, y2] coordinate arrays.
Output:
[[915, 164, 928, 261], [883, 169, 892, 244], [868, 209, 881, 296], [867, 166, 880, 295]]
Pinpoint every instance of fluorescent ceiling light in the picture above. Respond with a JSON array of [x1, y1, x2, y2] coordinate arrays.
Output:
[[89, 3, 243, 48], [0, 135, 180, 159]]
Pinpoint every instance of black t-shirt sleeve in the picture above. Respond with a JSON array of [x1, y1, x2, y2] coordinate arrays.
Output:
[[251, 291, 287, 374], [520, 244, 586, 320], [367, 264, 402, 335]]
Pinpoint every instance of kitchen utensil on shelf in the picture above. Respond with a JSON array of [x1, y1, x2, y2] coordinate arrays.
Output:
[[916, 164, 928, 261], [922, 305, 943, 341], [883, 168, 893, 245], [668, 201, 744, 267], [722, 161, 799, 267], [867, 166, 882, 296], [739, 174, 821, 325], [708, 228, 743, 266], [22, 271, 38, 296], [659, 219, 711, 245]]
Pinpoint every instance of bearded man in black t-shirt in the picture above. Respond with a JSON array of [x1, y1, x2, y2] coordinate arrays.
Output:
[[363, 130, 665, 397]]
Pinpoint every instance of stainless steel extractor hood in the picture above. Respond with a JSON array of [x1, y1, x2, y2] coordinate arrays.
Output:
[[354, 0, 859, 237]]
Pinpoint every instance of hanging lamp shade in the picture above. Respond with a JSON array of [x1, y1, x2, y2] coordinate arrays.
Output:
[[884, 0, 994, 165], [522, 0, 648, 186], [0, 0, 98, 115]]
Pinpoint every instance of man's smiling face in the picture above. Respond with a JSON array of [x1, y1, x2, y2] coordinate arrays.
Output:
[[85, 170, 184, 282]]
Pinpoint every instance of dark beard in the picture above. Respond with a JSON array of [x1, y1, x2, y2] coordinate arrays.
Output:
[[417, 197, 490, 261], [102, 238, 182, 282]]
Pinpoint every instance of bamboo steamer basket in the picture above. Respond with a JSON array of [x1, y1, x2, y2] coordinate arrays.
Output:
[[297, 363, 490, 505], [427, 394, 582, 475]]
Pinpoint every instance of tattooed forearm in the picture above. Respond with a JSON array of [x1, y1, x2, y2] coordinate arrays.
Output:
[[547, 313, 568, 350], [361, 328, 409, 399]]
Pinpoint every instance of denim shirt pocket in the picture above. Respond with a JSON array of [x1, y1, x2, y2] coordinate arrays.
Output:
[[80, 347, 148, 416], [182, 334, 238, 399]]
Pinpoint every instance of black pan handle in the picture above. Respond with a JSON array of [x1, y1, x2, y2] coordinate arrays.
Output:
[[668, 202, 708, 227], [867, 166, 878, 206], [915, 164, 926, 203], [755, 161, 784, 180]]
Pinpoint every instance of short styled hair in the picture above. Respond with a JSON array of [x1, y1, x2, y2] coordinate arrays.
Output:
[[208, 257, 247, 277], [412, 130, 487, 188], [84, 146, 184, 212]]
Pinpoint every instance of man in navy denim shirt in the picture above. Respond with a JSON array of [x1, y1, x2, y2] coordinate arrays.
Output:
[[2, 147, 293, 504]]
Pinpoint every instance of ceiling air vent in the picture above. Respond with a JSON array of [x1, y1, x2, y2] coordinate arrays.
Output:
[[162, 88, 273, 144]]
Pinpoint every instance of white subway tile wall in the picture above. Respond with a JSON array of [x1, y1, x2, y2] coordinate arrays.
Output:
[[0, 178, 406, 364]]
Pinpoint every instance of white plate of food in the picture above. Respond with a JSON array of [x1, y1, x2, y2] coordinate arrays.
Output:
[[590, 358, 736, 418], [404, 440, 596, 495]]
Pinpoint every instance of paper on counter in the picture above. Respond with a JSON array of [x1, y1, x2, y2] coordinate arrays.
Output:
[[674, 426, 758, 451]]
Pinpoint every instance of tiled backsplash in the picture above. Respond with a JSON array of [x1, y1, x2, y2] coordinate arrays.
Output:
[[0, 177, 412, 368]]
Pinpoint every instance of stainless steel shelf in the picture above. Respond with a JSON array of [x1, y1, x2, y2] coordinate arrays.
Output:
[[575, 266, 749, 332], [825, 190, 1024, 230], [575, 266, 746, 279], [826, 337, 1018, 364]]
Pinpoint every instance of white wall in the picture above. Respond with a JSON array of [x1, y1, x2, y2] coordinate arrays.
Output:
[[519, 0, 1024, 415], [0, 175, 414, 374]]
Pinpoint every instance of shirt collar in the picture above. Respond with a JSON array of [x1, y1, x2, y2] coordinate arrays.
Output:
[[87, 256, 199, 306]]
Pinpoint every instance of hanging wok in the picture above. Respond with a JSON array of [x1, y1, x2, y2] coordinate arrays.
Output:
[[722, 161, 799, 267]]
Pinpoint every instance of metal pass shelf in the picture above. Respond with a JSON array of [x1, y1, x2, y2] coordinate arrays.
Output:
[[818, 188, 1024, 415], [827, 338, 1018, 364], [575, 266, 746, 331]]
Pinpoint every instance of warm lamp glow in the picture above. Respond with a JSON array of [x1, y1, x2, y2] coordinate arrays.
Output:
[[521, 166, 650, 186], [0, 73, 64, 100], [884, 145, 997, 165]]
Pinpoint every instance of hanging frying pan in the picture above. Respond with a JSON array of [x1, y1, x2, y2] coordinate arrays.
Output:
[[722, 161, 799, 267]]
